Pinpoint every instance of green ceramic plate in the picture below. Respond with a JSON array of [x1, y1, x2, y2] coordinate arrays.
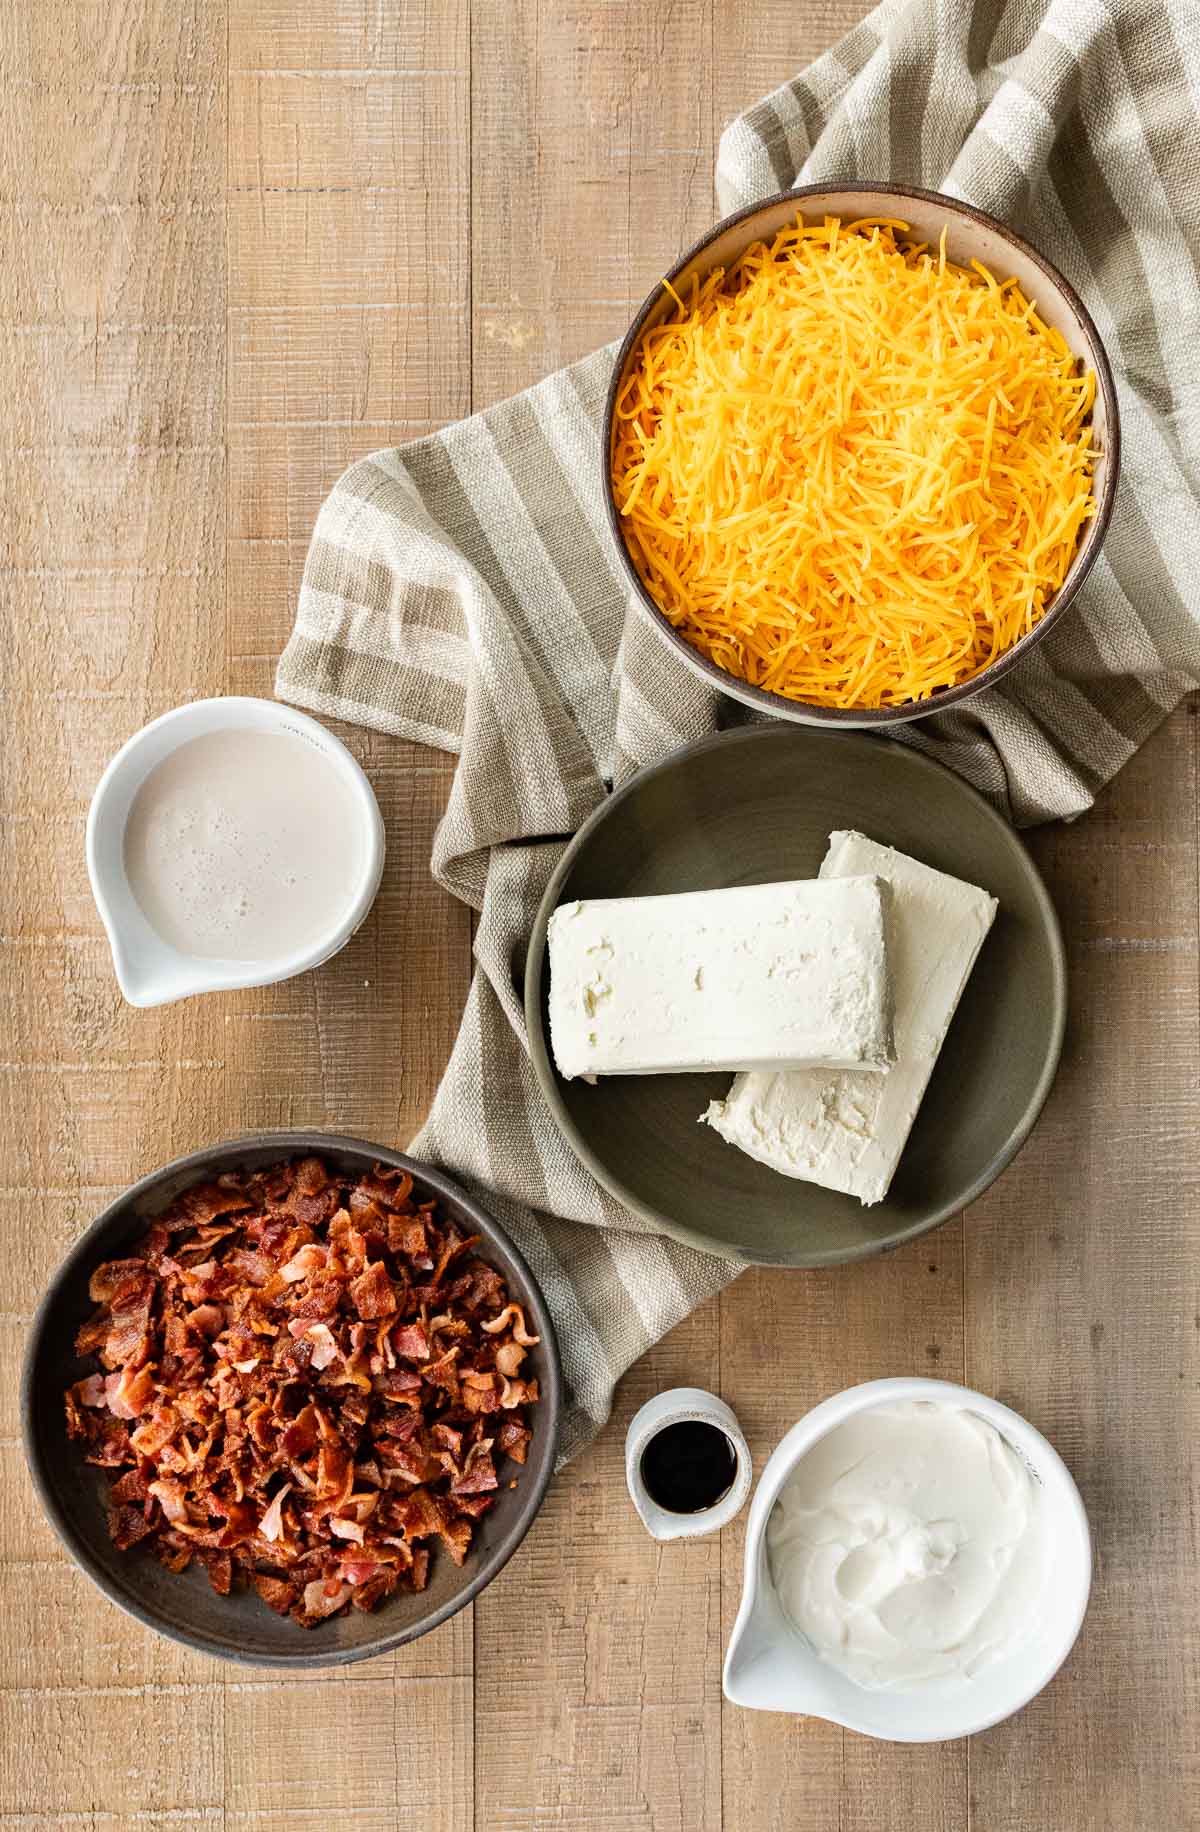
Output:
[[525, 726, 1065, 1268]]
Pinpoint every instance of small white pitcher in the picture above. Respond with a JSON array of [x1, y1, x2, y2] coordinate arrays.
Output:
[[723, 1377, 1092, 1743], [87, 696, 385, 1008], [625, 1387, 753, 1541]]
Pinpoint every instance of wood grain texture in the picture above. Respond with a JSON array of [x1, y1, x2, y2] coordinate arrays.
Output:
[[1, 36, 232, 1821], [468, 4, 721, 1826], [2, 0, 1198, 1828], [1, 0, 472, 1823], [964, 710, 1200, 1832]]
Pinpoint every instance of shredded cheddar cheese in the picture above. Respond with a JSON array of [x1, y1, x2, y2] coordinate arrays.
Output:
[[611, 217, 1097, 709]]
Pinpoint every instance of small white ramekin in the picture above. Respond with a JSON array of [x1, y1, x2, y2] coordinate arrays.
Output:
[[625, 1387, 754, 1541], [86, 697, 386, 1008], [723, 1377, 1092, 1741]]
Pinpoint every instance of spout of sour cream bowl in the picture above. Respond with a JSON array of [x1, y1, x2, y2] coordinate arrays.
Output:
[[723, 1531, 832, 1716], [722, 1407, 855, 1723], [723, 1378, 1092, 1744]]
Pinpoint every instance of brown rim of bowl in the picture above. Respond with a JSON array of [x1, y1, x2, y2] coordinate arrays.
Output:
[[20, 1131, 563, 1669], [602, 180, 1122, 726]]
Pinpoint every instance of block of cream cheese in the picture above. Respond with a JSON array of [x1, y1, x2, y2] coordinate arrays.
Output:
[[703, 833, 997, 1204], [546, 876, 893, 1081]]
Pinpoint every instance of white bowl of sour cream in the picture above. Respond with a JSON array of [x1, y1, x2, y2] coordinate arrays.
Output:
[[723, 1378, 1091, 1742], [87, 698, 385, 1008]]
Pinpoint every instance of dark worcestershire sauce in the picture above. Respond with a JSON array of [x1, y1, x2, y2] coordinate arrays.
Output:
[[639, 1419, 737, 1514]]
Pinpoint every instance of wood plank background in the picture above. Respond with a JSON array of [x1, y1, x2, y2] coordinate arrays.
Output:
[[1, 1, 1196, 1826]]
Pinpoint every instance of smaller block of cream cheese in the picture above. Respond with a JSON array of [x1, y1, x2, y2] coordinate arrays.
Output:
[[546, 877, 893, 1081], [703, 833, 997, 1204]]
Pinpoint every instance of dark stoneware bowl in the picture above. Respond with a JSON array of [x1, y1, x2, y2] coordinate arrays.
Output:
[[526, 726, 1066, 1267], [604, 182, 1121, 729], [22, 1133, 562, 1668]]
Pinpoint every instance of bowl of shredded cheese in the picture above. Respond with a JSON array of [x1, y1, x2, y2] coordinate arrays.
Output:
[[606, 184, 1119, 724]]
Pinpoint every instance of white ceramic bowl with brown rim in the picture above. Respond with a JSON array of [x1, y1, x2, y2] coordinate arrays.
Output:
[[603, 182, 1121, 730]]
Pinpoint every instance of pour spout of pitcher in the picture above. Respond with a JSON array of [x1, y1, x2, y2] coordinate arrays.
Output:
[[84, 697, 387, 1014], [101, 923, 205, 1009], [723, 1633, 826, 1715], [722, 1527, 839, 1718]]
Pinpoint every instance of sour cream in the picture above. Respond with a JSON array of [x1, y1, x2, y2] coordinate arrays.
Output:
[[767, 1401, 1050, 1692]]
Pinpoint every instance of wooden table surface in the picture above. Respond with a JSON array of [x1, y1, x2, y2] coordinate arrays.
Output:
[[3, 2, 1197, 1827]]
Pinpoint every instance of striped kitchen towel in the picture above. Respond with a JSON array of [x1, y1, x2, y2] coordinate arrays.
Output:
[[278, 0, 1200, 1462]]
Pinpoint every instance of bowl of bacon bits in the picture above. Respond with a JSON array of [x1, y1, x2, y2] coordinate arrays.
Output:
[[22, 1134, 561, 1667]]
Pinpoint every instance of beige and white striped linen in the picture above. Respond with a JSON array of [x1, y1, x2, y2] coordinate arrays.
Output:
[[279, 0, 1200, 1462]]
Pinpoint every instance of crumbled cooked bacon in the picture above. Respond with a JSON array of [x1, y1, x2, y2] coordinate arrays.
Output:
[[64, 1156, 540, 1628], [480, 1302, 539, 1345]]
